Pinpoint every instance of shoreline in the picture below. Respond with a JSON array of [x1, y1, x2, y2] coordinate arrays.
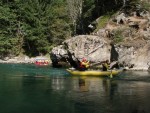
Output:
[[0, 55, 51, 64], [123, 66, 149, 71], [0, 60, 149, 71]]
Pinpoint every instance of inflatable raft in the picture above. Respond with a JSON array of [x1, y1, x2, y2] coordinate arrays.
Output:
[[66, 69, 122, 77]]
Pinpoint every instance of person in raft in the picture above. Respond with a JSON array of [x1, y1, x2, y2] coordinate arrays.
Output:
[[79, 58, 90, 71], [102, 60, 110, 71], [102, 59, 120, 71]]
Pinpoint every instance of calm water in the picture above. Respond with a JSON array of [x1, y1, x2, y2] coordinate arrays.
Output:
[[0, 64, 150, 113]]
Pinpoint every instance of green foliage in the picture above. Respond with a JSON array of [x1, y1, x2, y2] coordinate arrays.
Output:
[[21, 0, 71, 56], [48, 1, 71, 45], [113, 29, 124, 43], [81, 0, 95, 33], [80, 0, 123, 34], [0, 36, 20, 58], [96, 14, 111, 30], [140, 1, 150, 11], [0, 2, 21, 58], [0, 0, 71, 57], [0, 0, 142, 57]]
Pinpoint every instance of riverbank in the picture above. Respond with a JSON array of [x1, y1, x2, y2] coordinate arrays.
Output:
[[0, 60, 149, 72], [124, 67, 149, 71], [0, 55, 51, 64], [0, 55, 149, 71]]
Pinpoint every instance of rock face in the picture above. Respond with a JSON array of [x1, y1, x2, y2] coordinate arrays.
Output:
[[50, 3, 150, 70], [115, 44, 150, 70], [64, 35, 111, 62], [50, 35, 111, 68]]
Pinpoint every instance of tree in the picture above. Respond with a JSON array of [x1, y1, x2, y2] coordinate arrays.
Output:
[[0, 0, 71, 57], [67, 0, 83, 35], [0, 1, 23, 58]]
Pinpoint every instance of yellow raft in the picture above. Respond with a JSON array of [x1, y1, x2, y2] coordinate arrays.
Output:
[[66, 69, 122, 77]]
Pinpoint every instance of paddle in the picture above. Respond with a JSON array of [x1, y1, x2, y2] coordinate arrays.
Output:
[[109, 61, 121, 78], [110, 69, 113, 78], [89, 61, 102, 67]]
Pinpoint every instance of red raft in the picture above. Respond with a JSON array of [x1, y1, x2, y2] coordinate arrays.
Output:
[[34, 58, 50, 66]]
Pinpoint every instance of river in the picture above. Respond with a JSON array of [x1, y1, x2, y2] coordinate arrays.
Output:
[[0, 63, 150, 113]]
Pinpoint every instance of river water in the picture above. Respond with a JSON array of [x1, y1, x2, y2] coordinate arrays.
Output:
[[0, 63, 150, 113]]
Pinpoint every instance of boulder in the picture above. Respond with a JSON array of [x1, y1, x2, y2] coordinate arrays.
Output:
[[50, 35, 111, 68], [115, 44, 150, 70], [50, 6, 150, 70]]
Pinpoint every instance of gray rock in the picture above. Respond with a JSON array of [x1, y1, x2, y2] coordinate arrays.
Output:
[[50, 7, 150, 70]]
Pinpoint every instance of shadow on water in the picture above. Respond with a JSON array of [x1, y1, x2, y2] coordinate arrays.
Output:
[[115, 71, 150, 82]]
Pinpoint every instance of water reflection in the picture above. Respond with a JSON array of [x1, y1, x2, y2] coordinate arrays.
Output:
[[49, 76, 118, 98], [102, 79, 118, 99], [51, 77, 65, 90], [68, 77, 118, 113], [77, 77, 118, 97], [131, 109, 146, 113], [1, 63, 150, 113], [73, 78, 114, 97], [66, 77, 150, 113], [78, 78, 89, 92]]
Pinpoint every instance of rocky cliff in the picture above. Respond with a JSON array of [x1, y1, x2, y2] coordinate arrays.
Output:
[[50, 2, 150, 70]]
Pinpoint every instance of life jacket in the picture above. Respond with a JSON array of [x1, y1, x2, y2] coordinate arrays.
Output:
[[80, 61, 89, 69], [79, 62, 85, 68]]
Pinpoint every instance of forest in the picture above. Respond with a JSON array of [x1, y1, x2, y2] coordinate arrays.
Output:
[[0, 0, 136, 58]]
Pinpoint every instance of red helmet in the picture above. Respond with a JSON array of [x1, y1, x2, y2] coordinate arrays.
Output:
[[82, 57, 87, 62]]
